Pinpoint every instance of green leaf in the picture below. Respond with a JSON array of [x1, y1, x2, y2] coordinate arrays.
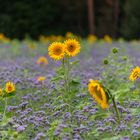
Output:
[[51, 76, 64, 82], [70, 60, 79, 66]]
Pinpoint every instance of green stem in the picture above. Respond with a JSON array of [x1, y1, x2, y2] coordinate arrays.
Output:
[[3, 98, 7, 121], [112, 96, 120, 124], [62, 58, 67, 96], [67, 56, 70, 93]]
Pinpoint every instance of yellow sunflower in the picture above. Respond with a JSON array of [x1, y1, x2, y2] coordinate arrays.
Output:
[[28, 43, 36, 49], [104, 35, 112, 43], [64, 39, 81, 57], [87, 34, 97, 44], [37, 76, 46, 82], [0, 88, 2, 96], [5, 81, 15, 94], [88, 79, 109, 109], [48, 42, 65, 61], [129, 66, 140, 81], [37, 56, 48, 65]]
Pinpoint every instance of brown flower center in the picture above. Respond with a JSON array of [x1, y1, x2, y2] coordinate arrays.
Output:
[[54, 47, 62, 55], [68, 45, 75, 52], [8, 86, 12, 91]]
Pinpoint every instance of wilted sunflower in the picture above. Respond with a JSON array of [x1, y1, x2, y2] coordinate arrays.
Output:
[[5, 81, 15, 94], [37, 56, 48, 65], [129, 66, 140, 81], [88, 79, 109, 109], [64, 39, 81, 57], [48, 42, 65, 61]]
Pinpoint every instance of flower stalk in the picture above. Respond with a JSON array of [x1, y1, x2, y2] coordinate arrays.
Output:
[[62, 56, 71, 95], [2, 98, 7, 121], [111, 95, 120, 124]]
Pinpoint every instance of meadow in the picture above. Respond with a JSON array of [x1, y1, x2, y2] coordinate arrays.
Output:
[[0, 34, 140, 140]]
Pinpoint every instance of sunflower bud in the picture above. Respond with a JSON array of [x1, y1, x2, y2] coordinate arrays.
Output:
[[112, 48, 118, 54], [103, 59, 109, 65]]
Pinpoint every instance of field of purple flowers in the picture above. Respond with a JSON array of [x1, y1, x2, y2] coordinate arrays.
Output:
[[0, 37, 140, 140]]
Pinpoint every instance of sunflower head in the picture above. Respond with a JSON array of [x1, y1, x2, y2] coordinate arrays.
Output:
[[64, 39, 81, 57], [28, 43, 36, 49], [37, 56, 48, 65], [87, 34, 97, 44], [104, 35, 112, 43], [37, 76, 46, 82], [88, 79, 109, 109], [0, 88, 2, 96], [5, 81, 15, 94], [129, 66, 140, 81], [48, 42, 65, 61]]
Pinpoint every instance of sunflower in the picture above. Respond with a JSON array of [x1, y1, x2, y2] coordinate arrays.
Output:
[[5, 81, 15, 94], [88, 79, 109, 109], [87, 34, 97, 44], [37, 76, 46, 82], [48, 42, 65, 60], [28, 43, 36, 49], [104, 35, 112, 43], [64, 39, 81, 57], [37, 56, 48, 65], [0, 88, 2, 96], [129, 66, 140, 81]]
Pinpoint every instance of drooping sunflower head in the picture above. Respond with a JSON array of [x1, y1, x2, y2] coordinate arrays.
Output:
[[64, 39, 81, 57], [37, 56, 48, 65], [129, 66, 140, 81], [48, 42, 65, 61], [88, 79, 109, 109], [5, 81, 15, 94]]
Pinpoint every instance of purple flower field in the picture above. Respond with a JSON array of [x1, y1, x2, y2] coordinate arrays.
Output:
[[0, 38, 140, 140]]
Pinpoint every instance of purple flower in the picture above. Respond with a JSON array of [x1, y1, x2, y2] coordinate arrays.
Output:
[[33, 132, 45, 140], [7, 106, 18, 112], [16, 125, 27, 132], [132, 129, 139, 137], [121, 136, 130, 140]]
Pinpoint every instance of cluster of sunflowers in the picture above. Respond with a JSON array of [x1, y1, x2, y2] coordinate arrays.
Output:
[[39, 32, 79, 44], [0, 81, 16, 97], [48, 39, 81, 60], [87, 34, 113, 44]]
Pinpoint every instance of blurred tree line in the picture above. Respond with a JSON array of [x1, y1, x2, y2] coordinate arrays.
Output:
[[0, 0, 139, 39]]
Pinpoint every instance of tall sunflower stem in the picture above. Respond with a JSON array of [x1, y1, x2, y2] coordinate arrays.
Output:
[[3, 98, 7, 121], [62, 58, 67, 96], [112, 96, 120, 124], [67, 56, 70, 94]]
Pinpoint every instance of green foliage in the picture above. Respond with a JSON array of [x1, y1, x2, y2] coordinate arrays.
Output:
[[1, 0, 140, 39], [101, 47, 133, 101], [0, 0, 87, 39], [122, 0, 140, 39]]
